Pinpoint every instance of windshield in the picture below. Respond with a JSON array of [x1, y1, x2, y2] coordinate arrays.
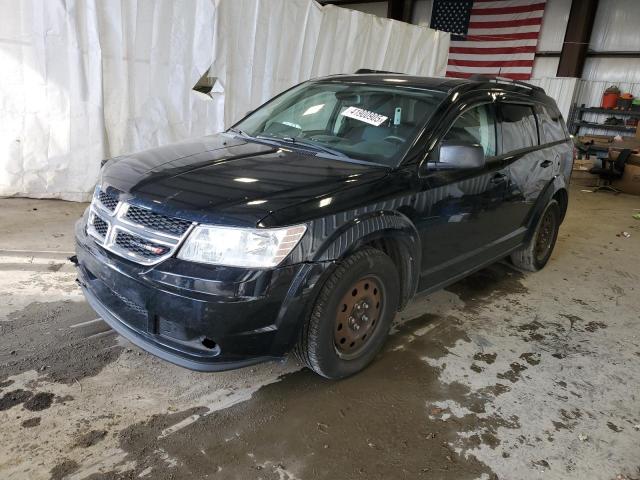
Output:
[[233, 80, 446, 166]]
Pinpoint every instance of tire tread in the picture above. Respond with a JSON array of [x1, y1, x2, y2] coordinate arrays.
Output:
[[293, 248, 391, 377], [511, 199, 560, 272]]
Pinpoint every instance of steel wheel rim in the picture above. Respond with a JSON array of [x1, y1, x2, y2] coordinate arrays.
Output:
[[334, 276, 384, 360], [535, 209, 555, 263]]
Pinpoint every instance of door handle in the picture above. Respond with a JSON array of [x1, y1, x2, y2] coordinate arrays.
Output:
[[540, 160, 553, 168], [490, 173, 507, 184]]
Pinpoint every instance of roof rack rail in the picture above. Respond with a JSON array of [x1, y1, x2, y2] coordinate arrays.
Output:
[[468, 74, 543, 93], [354, 69, 403, 75]]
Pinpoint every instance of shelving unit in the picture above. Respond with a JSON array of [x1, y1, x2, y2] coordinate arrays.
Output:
[[574, 121, 637, 133], [567, 104, 640, 136]]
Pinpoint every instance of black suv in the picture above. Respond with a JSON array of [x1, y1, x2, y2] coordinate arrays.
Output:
[[74, 74, 572, 379]]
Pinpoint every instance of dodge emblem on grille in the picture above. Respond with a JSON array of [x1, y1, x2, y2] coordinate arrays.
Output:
[[131, 241, 167, 255]]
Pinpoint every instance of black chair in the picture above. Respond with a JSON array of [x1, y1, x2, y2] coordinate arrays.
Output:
[[588, 148, 632, 193]]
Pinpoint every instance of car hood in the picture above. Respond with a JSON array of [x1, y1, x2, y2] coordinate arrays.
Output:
[[101, 133, 391, 227]]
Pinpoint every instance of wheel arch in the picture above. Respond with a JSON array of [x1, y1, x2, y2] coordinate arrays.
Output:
[[312, 210, 421, 310], [524, 175, 568, 242], [552, 187, 568, 223]]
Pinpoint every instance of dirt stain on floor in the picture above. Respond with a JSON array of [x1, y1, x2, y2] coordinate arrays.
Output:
[[445, 263, 528, 311], [21, 417, 41, 428], [74, 429, 108, 448], [0, 389, 60, 413], [0, 301, 121, 385], [85, 315, 509, 480], [519, 352, 541, 366], [24, 392, 55, 411], [607, 422, 623, 433], [497, 362, 528, 383], [584, 321, 607, 333], [473, 352, 498, 364], [0, 389, 33, 411], [49, 459, 79, 480]]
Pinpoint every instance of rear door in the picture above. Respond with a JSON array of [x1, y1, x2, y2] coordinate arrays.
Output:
[[499, 103, 554, 244], [537, 104, 573, 180]]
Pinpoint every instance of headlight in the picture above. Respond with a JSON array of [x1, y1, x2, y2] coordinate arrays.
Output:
[[177, 224, 307, 268]]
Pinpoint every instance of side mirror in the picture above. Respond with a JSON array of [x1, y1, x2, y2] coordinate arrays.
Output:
[[437, 141, 486, 169]]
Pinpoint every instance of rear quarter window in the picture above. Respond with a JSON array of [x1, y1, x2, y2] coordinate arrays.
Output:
[[537, 105, 569, 143], [500, 104, 538, 153]]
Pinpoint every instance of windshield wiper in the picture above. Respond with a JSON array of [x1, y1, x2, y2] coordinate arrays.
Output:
[[289, 138, 350, 159], [256, 134, 348, 159]]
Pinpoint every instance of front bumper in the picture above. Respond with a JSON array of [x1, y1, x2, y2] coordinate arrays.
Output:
[[74, 216, 329, 372]]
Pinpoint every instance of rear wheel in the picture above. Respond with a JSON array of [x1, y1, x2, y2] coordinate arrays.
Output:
[[295, 248, 399, 379], [510, 199, 560, 272]]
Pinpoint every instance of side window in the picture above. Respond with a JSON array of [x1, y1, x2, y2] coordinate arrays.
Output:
[[443, 104, 496, 157], [500, 104, 538, 152], [538, 105, 568, 143]]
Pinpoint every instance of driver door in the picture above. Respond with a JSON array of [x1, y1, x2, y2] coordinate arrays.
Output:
[[415, 102, 512, 291]]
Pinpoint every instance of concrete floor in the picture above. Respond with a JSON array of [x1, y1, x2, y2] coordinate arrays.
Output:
[[1, 186, 639, 480]]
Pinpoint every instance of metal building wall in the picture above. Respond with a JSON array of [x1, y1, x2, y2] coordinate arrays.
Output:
[[533, 0, 640, 123]]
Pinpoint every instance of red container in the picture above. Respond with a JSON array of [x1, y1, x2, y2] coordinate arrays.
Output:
[[601, 85, 620, 109]]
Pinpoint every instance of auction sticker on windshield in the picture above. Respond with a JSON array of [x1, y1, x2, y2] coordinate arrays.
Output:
[[340, 106, 388, 126]]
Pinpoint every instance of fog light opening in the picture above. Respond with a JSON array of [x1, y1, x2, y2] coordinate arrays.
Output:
[[201, 337, 217, 350]]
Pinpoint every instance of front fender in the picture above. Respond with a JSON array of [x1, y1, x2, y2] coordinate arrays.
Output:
[[310, 210, 421, 308], [268, 210, 422, 353]]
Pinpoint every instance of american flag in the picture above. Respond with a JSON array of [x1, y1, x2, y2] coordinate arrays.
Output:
[[430, 0, 547, 80]]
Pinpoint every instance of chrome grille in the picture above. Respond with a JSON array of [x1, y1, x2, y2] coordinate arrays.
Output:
[[124, 205, 192, 236], [93, 216, 109, 238], [87, 188, 195, 266], [98, 190, 119, 212]]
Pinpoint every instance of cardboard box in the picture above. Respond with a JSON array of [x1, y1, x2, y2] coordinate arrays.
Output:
[[612, 162, 640, 195], [571, 169, 595, 187], [570, 157, 596, 186], [610, 150, 640, 195], [579, 135, 612, 144], [578, 135, 640, 151], [573, 158, 594, 171], [609, 138, 640, 150]]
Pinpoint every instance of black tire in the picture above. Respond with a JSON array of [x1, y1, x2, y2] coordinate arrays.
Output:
[[510, 199, 560, 272], [294, 248, 400, 379]]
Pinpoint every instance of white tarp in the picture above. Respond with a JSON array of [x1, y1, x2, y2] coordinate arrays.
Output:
[[0, 0, 449, 201], [216, 1, 449, 126]]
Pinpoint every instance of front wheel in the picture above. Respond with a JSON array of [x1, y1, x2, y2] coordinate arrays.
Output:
[[510, 199, 561, 272], [294, 248, 400, 379]]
